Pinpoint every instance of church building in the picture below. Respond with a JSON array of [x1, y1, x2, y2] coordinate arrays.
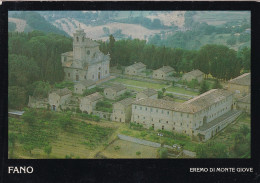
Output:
[[61, 27, 110, 82]]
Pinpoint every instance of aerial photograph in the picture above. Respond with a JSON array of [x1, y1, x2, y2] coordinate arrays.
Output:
[[8, 11, 250, 159]]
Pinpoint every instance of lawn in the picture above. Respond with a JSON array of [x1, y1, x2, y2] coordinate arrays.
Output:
[[100, 139, 158, 159], [166, 86, 199, 96], [111, 78, 168, 90]]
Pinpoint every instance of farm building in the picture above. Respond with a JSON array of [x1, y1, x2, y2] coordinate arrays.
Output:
[[153, 66, 175, 80], [131, 89, 241, 141], [182, 69, 204, 83], [74, 80, 96, 94], [111, 98, 135, 123], [79, 92, 103, 114], [48, 88, 72, 111], [136, 88, 158, 100], [104, 84, 127, 100], [125, 62, 146, 75], [226, 73, 250, 99]]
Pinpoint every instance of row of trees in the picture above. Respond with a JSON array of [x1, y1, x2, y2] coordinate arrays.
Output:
[[100, 35, 250, 80]]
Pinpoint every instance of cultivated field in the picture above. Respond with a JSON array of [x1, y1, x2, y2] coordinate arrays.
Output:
[[100, 139, 158, 159]]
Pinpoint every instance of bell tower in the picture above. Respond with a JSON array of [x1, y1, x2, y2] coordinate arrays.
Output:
[[73, 24, 86, 62]]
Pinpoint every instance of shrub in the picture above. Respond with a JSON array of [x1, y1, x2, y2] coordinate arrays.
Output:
[[157, 147, 168, 158], [136, 151, 141, 156], [114, 146, 120, 150]]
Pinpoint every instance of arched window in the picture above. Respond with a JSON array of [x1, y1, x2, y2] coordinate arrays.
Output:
[[76, 37, 79, 42]]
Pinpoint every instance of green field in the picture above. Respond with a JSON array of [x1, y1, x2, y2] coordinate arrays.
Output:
[[166, 86, 199, 96], [111, 78, 168, 90], [8, 109, 115, 159], [193, 11, 250, 26]]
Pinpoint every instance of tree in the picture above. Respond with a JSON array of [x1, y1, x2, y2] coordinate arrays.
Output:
[[199, 81, 209, 94], [8, 86, 27, 109], [158, 91, 163, 99], [162, 88, 166, 94], [44, 144, 52, 157], [212, 79, 223, 89], [240, 125, 250, 137], [23, 144, 34, 155], [157, 147, 168, 159]]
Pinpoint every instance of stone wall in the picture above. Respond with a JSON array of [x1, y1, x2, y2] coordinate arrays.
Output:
[[92, 110, 112, 120]]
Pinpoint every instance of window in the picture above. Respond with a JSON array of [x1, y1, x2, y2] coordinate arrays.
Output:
[[140, 107, 142, 110], [138, 116, 139, 119], [152, 124, 154, 128], [105, 70, 107, 74], [162, 110, 163, 114], [99, 67, 101, 70], [64, 56, 67, 62], [82, 37, 84, 42], [135, 106, 137, 109], [162, 126, 164, 130], [166, 121, 168, 124], [87, 50, 90, 55], [181, 123, 182, 126], [84, 75, 86, 79], [173, 127, 175, 130], [174, 122, 175, 125], [187, 114, 189, 118], [150, 108, 153, 112], [167, 111, 169, 115], [76, 88, 78, 91], [152, 118, 153, 121], [76, 37, 79, 42], [92, 75, 94, 79], [181, 113, 182, 117], [159, 120, 161, 123], [143, 117, 145, 119], [145, 107, 147, 111], [156, 109, 158, 113]]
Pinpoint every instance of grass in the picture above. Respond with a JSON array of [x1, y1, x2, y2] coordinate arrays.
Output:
[[112, 78, 168, 90], [101, 139, 158, 159], [166, 86, 199, 96], [118, 125, 198, 152]]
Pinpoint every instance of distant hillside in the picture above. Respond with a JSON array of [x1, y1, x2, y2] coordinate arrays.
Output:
[[8, 11, 69, 36]]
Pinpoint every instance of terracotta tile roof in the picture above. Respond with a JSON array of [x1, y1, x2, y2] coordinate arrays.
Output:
[[115, 98, 135, 106], [106, 84, 127, 92], [228, 73, 250, 86], [64, 61, 73, 67], [133, 89, 233, 113], [62, 51, 73, 57], [238, 94, 250, 103], [184, 69, 204, 77], [128, 62, 146, 70], [156, 66, 175, 73], [141, 88, 157, 97], [52, 88, 72, 97], [77, 80, 96, 87], [84, 92, 103, 102], [184, 89, 233, 111]]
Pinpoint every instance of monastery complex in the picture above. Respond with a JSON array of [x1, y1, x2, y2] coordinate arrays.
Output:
[[28, 28, 251, 142]]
